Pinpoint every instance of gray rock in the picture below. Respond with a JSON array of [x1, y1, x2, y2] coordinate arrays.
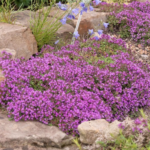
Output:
[[0, 112, 74, 149], [141, 55, 148, 59], [78, 119, 121, 145]]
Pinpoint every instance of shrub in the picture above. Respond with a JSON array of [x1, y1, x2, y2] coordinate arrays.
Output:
[[107, 1, 150, 45], [0, 36, 150, 135], [0, 0, 15, 24]]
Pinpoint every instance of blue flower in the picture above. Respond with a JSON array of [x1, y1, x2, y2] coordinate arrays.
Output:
[[67, 14, 75, 20], [94, 36, 99, 41], [72, 8, 79, 15], [95, 0, 101, 5], [89, 5, 94, 11], [80, 2, 85, 8], [60, 16, 67, 25], [57, 1, 61, 7], [55, 40, 59, 44], [60, 4, 68, 11], [80, 7, 88, 15], [88, 29, 94, 35], [103, 22, 109, 28], [97, 30, 103, 35], [73, 31, 80, 39]]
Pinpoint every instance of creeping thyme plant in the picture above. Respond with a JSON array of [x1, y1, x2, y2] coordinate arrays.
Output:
[[95, 1, 150, 45], [98, 110, 150, 150], [1, 33, 150, 135], [0, 0, 150, 141]]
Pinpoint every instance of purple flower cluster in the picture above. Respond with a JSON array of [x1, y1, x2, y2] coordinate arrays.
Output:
[[107, 1, 150, 45], [0, 35, 150, 135]]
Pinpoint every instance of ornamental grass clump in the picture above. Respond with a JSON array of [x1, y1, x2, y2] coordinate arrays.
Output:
[[0, 36, 150, 135], [107, 1, 150, 45]]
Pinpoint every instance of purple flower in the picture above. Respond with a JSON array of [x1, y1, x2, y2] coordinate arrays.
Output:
[[88, 29, 94, 35], [55, 40, 59, 44], [80, 7, 88, 15], [89, 5, 94, 11], [103, 22, 109, 28], [72, 8, 79, 15], [57, 1, 61, 7], [118, 123, 125, 129], [134, 118, 142, 125], [73, 31, 80, 39], [80, 2, 85, 8], [98, 30, 103, 35], [94, 36, 99, 41], [60, 4, 68, 11], [95, 0, 101, 5], [60, 16, 67, 25], [67, 14, 75, 19]]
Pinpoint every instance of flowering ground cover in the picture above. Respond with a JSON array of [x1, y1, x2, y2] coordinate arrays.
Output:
[[0, 34, 150, 135], [96, 1, 150, 46]]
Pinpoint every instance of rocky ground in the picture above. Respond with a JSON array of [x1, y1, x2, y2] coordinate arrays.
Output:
[[108, 33, 150, 65]]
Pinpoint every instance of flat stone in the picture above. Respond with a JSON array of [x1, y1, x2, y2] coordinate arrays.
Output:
[[0, 113, 73, 149], [78, 119, 121, 145], [78, 119, 109, 144], [0, 23, 38, 60]]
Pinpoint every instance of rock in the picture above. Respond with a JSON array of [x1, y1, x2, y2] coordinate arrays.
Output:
[[104, 120, 121, 141], [12, 10, 37, 27], [0, 112, 74, 149], [0, 70, 5, 84], [67, 11, 109, 37], [0, 48, 16, 59], [0, 144, 79, 150], [78, 119, 109, 144], [37, 3, 80, 19], [78, 119, 121, 145], [0, 23, 38, 60], [56, 24, 75, 40], [37, 6, 67, 19], [141, 55, 148, 59]]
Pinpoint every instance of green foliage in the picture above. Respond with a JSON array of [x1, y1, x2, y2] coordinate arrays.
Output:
[[29, 77, 46, 91], [73, 138, 82, 150], [108, 15, 131, 38], [0, 0, 15, 24], [98, 130, 138, 150], [10, 0, 49, 9], [30, 0, 63, 50], [79, 38, 126, 68]]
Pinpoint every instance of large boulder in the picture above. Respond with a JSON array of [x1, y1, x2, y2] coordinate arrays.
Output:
[[0, 112, 74, 149], [56, 24, 75, 40], [78, 119, 121, 145], [0, 23, 38, 60], [12, 10, 37, 27]]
